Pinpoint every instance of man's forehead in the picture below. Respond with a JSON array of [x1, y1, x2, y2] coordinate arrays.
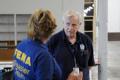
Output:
[[64, 16, 79, 23], [66, 15, 78, 20]]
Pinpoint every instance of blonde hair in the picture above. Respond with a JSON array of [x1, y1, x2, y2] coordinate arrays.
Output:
[[27, 9, 57, 40]]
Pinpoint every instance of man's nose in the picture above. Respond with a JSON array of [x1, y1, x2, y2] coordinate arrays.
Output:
[[68, 25, 73, 30]]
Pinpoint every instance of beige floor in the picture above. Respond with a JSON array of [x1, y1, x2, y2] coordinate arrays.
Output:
[[91, 41, 120, 80], [107, 41, 120, 80]]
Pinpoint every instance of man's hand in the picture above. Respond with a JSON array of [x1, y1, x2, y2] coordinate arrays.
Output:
[[67, 71, 83, 80]]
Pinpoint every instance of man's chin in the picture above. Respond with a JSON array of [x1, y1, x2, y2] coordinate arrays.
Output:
[[66, 33, 75, 38], [69, 35, 75, 38]]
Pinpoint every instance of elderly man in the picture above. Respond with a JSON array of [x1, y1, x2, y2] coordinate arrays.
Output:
[[47, 10, 95, 80]]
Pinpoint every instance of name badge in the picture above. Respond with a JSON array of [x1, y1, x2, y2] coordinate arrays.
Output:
[[80, 44, 85, 51], [73, 67, 79, 76]]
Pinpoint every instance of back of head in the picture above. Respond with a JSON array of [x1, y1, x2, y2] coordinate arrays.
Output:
[[27, 9, 57, 40]]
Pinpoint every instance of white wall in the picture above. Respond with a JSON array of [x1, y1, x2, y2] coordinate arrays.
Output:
[[0, 0, 63, 32], [108, 0, 120, 32], [0, 0, 84, 32]]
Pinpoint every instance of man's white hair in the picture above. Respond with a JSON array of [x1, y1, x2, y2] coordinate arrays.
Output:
[[63, 10, 82, 24]]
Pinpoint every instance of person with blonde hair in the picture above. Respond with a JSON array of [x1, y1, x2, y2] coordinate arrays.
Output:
[[13, 9, 61, 80]]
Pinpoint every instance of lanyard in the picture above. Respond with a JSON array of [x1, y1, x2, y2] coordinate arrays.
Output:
[[74, 56, 77, 67]]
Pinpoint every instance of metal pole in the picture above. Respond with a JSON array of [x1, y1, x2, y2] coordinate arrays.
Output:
[[14, 14, 17, 46], [97, 0, 108, 80]]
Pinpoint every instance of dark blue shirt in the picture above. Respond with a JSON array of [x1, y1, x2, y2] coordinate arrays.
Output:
[[13, 38, 61, 80], [47, 30, 95, 80]]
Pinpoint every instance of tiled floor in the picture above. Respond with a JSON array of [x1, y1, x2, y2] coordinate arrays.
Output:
[[107, 41, 120, 80], [92, 41, 120, 80]]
